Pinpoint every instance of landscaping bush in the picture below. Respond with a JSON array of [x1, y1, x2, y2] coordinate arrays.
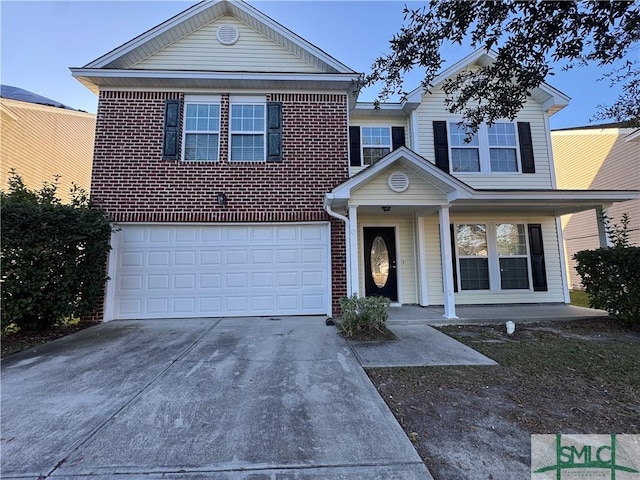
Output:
[[1, 172, 112, 331], [338, 294, 391, 337], [574, 246, 640, 326]]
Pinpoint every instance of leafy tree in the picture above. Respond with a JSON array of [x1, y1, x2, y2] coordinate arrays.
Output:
[[1, 172, 112, 331], [366, 1, 640, 133]]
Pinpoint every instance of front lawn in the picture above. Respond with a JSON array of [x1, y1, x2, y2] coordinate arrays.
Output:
[[368, 318, 640, 480]]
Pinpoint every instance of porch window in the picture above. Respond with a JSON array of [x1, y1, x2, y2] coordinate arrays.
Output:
[[183, 98, 220, 162], [454, 222, 533, 292], [230, 99, 266, 161], [456, 224, 490, 290], [362, 127, 392, 165], [448, 122, 520, 173]]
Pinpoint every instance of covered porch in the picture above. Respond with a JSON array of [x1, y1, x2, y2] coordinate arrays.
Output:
[[385, 303, 610, 326], [325, 147, 636, 320]]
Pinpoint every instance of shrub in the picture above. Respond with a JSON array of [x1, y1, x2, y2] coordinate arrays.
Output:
[[338, 294, 391, 337], [574, 246, 640, 326], [1, 172, 112, 331]]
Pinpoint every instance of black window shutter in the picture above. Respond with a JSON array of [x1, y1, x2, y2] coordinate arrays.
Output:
[[450, 224, 458, 293], [392, 126, 405, 150], [518, 122, 535, 173], [433, 121, 450, 173], [349, 126, 361, 167], [528, 224, 548, 291], [162, 99, 181, 160], [267, 102, 283, 163]]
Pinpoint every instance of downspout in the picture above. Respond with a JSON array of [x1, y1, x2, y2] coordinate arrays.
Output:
[[324, 193, 351, 298]]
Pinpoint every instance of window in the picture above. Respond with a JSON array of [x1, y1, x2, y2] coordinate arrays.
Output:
[[455, 222, 532, 291], [362, 127, 391, 165], [450, 124, 480, 172], [230, 99, 265, 162], [488, 123, 518, 172], [456, 224, 490, 290], [183, 97, 220, 162], [448, 122, 520, 173], [496, 223, 529, 289]]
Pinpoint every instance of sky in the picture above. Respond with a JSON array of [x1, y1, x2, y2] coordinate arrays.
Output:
[[0, 0, 633, 130]]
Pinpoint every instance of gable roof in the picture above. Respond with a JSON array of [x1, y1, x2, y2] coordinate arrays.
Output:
[[71, 0, 360, 94], [404, 49, 570, 116]]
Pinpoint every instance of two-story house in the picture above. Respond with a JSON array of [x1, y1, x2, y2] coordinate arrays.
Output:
[[71, 0, 637, 322]]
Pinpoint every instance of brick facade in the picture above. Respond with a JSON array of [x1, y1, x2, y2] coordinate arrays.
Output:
[[92, 90, 349, 315]]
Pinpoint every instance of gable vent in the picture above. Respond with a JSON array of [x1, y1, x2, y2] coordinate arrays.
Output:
[[388, 171, 409, 193], [217, 25, 239, 45]]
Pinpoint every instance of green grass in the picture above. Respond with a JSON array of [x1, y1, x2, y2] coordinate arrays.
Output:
[[569, 289, 591, 308]]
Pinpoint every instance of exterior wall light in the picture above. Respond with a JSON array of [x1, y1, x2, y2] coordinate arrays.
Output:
[[216, 192, 227, 206], [381, 206, 391, 212]]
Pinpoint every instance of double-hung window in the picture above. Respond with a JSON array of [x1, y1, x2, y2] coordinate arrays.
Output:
[[455, 222, 531, 291], [448, 122, 520, 173], [456, 224, 490, 290], [496, 223, 530, 289], [183, 96, 221, 162], [230, 96, 266, 162], [362, 127, 392, 165]]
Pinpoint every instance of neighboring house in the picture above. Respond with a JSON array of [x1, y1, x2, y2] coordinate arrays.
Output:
[[552, 124, 640, 290], [70, 0, 637, 321], [0, 85, 96, 201]]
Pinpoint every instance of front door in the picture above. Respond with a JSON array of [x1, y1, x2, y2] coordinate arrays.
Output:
[[363, 227, 398, 301]]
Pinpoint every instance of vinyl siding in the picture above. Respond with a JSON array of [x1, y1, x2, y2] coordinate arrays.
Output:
[[0, 99, 95, 202], [552, 128, 640, 288], [134, 15, 321, 73], [350, 166, 448, 206], [357, 214, 418, 304], [421, 213, 565, 305], [416, 85, 555, 189]]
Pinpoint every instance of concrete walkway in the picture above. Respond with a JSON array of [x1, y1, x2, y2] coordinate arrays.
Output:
[[349, 324, 497, 368], [1, 317, 433, 480]]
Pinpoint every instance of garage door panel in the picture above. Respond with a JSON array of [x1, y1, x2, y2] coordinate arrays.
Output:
[[111, 224, 329, 319]]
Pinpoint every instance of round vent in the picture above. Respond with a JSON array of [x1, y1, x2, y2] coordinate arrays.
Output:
[[388, 171, 409, 193], [217, 24, 239, 45]]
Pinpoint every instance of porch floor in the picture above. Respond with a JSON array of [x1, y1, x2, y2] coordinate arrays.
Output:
[[387, 303, 610, 326]]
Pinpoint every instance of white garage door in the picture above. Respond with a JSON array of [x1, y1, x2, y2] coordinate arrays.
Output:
[[108, 223, 330, 320]]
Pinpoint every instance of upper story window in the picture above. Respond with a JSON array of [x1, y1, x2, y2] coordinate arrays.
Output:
[[349, 125, 405, 168], [230, 96, 266, 162], [183, 96, 221, 162], [362, 127, 392, 165], [448, 122, 519, 173]]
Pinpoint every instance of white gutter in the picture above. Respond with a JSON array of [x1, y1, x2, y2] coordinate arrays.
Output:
[[324, 194, 351, 299]]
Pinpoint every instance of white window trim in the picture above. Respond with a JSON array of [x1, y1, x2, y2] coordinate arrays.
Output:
[[448, 121, 522, 174], [360, 126, 392, 166], [454, 222, 533, 292], [182, 95, 221, 162], [229, 95, 267, 163]]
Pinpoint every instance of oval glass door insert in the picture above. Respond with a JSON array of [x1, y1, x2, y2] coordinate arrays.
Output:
[[371, 236, 390, 288]]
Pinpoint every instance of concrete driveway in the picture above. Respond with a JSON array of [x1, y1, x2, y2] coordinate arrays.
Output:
[[1, 317, 432, 479]]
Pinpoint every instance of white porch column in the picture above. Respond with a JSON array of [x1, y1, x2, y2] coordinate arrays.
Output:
[[438, 206, 458, 319], [416, 215, 429, 306], [555, 217, 571, 303], [595, 206, 614, 248], [348, 206, 360, 296]]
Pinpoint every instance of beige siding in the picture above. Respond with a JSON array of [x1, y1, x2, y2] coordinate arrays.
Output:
[[0, 99, 95, 202], [421, 213, 565, 305], [553, 128, 640, 288], [135, 16, 321, 73], [350, 166, 448, 206], [416, 85, 555, 189], [357, 214, 418, 304]]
